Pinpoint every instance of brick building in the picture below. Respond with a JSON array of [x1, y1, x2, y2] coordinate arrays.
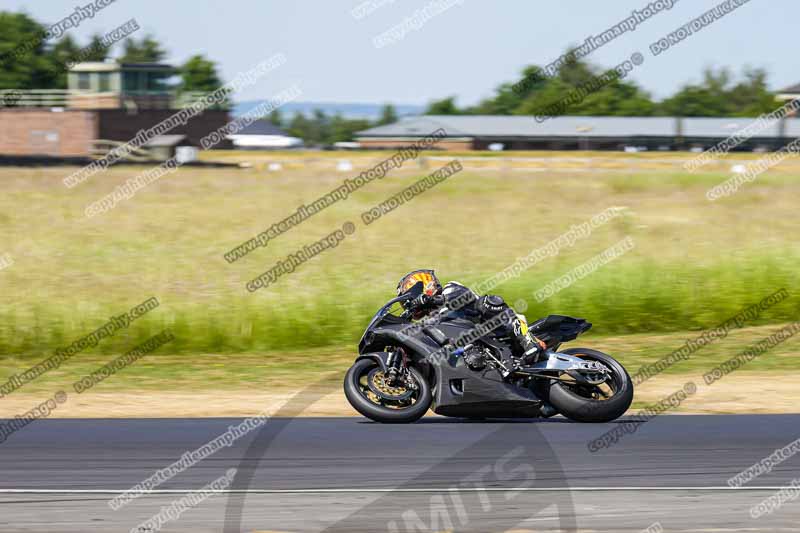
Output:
[[0, 61, 230, 160]]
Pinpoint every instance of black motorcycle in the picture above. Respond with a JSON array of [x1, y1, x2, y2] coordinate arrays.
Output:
[[344, 282, 633, 423]]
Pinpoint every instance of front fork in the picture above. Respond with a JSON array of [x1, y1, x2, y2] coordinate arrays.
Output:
[[386, 347, 416, 389]]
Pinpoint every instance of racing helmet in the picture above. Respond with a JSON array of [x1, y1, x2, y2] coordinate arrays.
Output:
[[396, 269, 442, 298]]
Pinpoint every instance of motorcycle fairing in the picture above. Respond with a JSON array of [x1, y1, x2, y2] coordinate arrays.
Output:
[[431, 356, 543, 418]]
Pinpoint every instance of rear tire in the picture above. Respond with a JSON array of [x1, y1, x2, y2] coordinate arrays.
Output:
[[546, 348, 633, 423], [344, 359, 432, 423]]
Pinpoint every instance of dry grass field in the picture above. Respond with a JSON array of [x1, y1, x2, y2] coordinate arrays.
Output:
[[1, 150, 799, 415]]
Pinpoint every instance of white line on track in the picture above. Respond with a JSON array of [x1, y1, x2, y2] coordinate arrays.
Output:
[[0, 487, 788, 494]]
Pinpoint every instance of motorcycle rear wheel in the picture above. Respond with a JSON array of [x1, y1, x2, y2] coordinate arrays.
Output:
[[343, 359, 432, 423], [546, 348, 633, 423]]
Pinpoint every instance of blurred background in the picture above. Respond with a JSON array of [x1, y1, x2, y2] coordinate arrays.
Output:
[[0, 0, 798, 415]]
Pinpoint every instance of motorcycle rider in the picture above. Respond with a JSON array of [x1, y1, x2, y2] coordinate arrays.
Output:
[[396, 269, 545, 376]]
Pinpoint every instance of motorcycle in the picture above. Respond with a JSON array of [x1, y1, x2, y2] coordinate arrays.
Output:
[[344, 282, 633, 423]]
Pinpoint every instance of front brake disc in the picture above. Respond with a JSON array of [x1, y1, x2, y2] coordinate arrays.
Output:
[[366, 369, 415, 401]]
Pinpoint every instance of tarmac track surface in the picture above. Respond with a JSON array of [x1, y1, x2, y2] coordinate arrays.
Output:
[[1, 415, 798, 532]]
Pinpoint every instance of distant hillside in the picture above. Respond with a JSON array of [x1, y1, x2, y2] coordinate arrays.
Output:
[[232, 101, 425, 120]]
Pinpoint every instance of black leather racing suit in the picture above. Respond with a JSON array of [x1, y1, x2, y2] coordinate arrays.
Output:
[[408, 281, 541, 373]]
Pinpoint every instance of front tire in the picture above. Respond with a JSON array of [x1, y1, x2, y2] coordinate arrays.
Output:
[[546, 348, 633, 423], [344, 359, 432, 423]]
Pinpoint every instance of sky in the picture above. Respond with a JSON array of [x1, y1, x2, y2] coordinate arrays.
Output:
[[4, 0, 795, 106]]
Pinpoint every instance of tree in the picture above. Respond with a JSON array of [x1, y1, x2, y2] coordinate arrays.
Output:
[[658, 86, 728, 117], [179, 54, 222, 92], [657, 68, 732, 117], [569, 79, 656, 117], [285, 110, 371, 145], [329, 114, 371, 143], [83, 33, 111, 61], [268, 109, 283, 127], [46, 35, 82, 88], [0, 11, 51, 89], [287, 112, 313, 144], [119, 35, 167, 62], [468, 66, 547, 115], [311, 109, 331, 144], [513, 77, 574, 116], [727, 67, 776, 116], [654, 67, 776, 117], [377, 103, 397, 125], [555, 53, 597, 87], [512, 55, 657, 118], [426, 96, 460, 115], [422, 53, 777, 119]]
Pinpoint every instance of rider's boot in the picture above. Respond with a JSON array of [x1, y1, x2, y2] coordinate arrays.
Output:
[[519, 334, 543, 365], [512, 316, 544, 366], [499, 318, 543, 378]]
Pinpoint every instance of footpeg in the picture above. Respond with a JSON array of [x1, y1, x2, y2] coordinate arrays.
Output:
[[540, 403, 558, 418]]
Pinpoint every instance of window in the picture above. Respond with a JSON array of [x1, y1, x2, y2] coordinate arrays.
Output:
[[123, 71, 139, 93], [98, 72, 111, 92], [147, 72, 170, 92], [77, 72, 90, 91]]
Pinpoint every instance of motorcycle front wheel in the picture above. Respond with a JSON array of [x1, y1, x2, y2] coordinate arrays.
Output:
[[343, 359, 432, 423], [546, 348, 634, 423]]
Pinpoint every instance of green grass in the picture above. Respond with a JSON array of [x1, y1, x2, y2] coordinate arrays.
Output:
[[1, 324, 797, 395], [1, 158, 799, 361], [1, 248, 796, 358]]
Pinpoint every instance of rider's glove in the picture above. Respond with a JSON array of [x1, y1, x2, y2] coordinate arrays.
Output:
[[410, 293, 432, 309]]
